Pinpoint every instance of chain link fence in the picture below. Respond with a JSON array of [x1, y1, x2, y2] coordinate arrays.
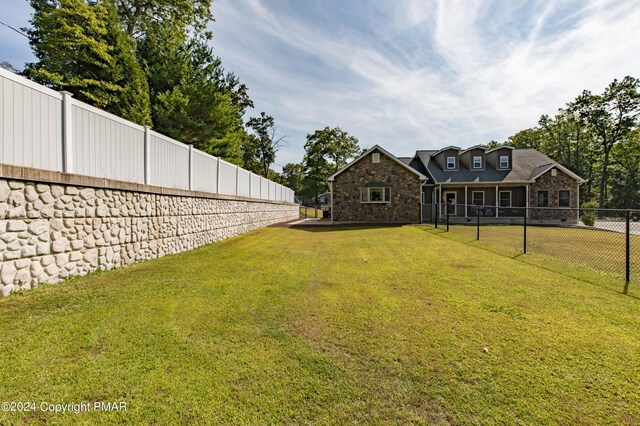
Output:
[[422, 203, 639, 292]]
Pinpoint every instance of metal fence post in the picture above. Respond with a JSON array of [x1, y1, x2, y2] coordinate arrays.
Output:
[[523, 208, 527, 254], [624, 210, 631, 294], [476, 206, 480, 240]]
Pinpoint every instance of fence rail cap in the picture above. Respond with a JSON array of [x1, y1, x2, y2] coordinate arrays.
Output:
[[0, 67, 63, 100], [71, 98, 145, 132]]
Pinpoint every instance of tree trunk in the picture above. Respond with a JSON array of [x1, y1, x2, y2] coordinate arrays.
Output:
[[599, 147, 611, 208]]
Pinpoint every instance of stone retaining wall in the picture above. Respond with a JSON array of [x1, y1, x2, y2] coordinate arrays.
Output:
[[0, 169, 298, 296]]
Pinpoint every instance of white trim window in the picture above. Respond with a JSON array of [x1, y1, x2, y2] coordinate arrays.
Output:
[[499, 155, 509, 169], [472, 191, 484, 206], [499, 190, 511, 207], [372, 153, 380, 163], [473, 156, 482, 169], [559, 190, 570, 207], [447, 156, 456, 169], [537, 190, 549, 207], [361, 185, 390, 203]]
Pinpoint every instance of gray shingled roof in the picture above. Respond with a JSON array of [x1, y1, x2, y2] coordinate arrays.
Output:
[[410, 148, 560, 184]]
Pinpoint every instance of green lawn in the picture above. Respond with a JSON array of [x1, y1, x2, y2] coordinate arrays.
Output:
[[1, 226, 639, 424], [446, 222, 640, 283], [300, 206, 324, 218]]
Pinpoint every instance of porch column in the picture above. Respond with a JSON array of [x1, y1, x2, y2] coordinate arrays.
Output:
[[495, 185, 499, 217], [439, 185, 442, 217], [525, 185, 529, 218], [464, 186, 468, 218], [576, 182, 580, 222], [329, 182, 334, 223]]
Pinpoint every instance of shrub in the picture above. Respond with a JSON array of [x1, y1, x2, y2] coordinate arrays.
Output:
[[580, 201, 598, 226]]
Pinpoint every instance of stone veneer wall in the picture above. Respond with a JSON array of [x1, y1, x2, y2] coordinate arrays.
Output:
[[333, 149, 421, 221], [529, 168, 579, 222], [0, 167, 298, 297]]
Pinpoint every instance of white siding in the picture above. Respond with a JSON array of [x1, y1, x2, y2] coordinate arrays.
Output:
[[72, 100, 145, 183], [0, 68, 63, 171], [149, 131, 190, 190]]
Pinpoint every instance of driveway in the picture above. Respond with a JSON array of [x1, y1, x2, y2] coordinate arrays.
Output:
[[593, 219, 640, 235]]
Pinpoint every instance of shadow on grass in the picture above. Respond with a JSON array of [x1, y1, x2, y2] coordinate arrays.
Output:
[[288, 223, 411, 233]]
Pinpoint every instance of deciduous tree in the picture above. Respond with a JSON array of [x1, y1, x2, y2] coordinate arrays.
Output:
[[245, 112, 287, 177]]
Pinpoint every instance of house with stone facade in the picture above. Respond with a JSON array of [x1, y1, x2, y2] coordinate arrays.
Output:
[[328, 145, 585, 223]]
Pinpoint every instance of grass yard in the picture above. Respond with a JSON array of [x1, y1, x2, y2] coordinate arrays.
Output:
[[448, 222, 640, 283], [300, 206, 324, 218], [1, 225, 639, 424]]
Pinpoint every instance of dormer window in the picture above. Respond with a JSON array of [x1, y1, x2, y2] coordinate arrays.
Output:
[[473, 156, 482, 169], [447, 156, 456, 169], [499, 155, 509, 169]]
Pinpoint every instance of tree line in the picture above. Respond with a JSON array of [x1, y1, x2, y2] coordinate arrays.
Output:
[[487, 76, 640, 209], [17, 0, 284, 178], [16, 3, 637, 208]]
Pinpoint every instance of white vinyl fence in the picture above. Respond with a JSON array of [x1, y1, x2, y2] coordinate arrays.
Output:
[[0, 67, 295, 203]]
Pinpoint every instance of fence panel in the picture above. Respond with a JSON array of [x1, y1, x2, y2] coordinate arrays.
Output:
[[632, 212, 640, 288], [260, 177, 269, 200], [0, 69, 295, 202], [72, 100, 145, 183], [250, 173, 261, 199], [237, 168, 250, 198], [269, 181, 277, 201], [149, 131, 190, 190], [0, 68, 63, 171], [191, 150, 218, 193], [218, 160, 237, 195], [425, 203, 640, 291]]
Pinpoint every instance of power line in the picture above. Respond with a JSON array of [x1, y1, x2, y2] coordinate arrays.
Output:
[[0, 20, 28, 38]]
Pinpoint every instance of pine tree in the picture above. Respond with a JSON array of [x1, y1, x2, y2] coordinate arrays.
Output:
[[24, 0, 151, 126]]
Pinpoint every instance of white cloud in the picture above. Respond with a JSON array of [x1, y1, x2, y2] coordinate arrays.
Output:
[[5, 0, 637, 169], [223, 0, 639, 166]]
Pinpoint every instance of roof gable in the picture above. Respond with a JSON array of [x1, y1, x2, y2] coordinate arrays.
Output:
[[328, 145, 427, 182]]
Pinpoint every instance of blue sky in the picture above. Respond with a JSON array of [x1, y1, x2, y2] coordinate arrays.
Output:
[[2, 0, 640, 170]]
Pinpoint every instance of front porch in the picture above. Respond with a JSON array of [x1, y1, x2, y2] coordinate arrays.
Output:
[[422, 184, 530, 221]]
